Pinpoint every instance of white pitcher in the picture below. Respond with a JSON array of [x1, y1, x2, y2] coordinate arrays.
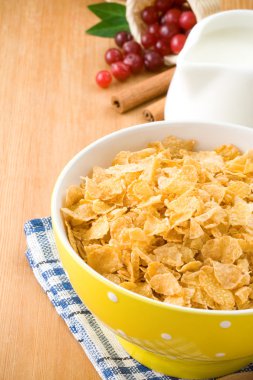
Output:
[[165, 10, 253, 128]]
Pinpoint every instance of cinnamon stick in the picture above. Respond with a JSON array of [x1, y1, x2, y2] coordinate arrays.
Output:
[[111, 67, 175, 113], [143, 97, 166, 122]]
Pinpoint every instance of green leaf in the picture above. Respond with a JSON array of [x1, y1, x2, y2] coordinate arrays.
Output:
[[88, 2, 126, 20], [86, 17, 130, 38]]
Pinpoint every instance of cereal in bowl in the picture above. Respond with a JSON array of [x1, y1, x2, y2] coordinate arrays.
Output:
[[61, 136, 253, 310]]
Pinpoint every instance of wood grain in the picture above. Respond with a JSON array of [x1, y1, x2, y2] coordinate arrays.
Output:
[[0, 1, 147, 379], [220, 0, 253, 9], [218, 373, 253, 380], [1, 1, 252, 380]]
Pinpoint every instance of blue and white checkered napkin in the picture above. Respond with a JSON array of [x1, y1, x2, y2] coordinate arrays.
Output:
[[24, 217, 253, 380]]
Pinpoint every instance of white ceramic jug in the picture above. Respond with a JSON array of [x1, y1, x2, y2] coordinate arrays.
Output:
[[165, 10, 253, 128]]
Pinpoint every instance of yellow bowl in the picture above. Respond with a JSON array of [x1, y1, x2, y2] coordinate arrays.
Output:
[[51, 121, 253, 379]]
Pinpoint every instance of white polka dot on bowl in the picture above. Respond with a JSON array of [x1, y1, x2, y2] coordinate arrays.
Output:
[[107, 292, 118, 303], [220, 321, 231, 329], [161, 333, 172, 340], [215, 352, 226, 358]]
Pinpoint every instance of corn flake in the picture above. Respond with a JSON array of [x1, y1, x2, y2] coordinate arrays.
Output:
[[154, 244, 183, 267], [65, 221, 78, 253], [65, 185, 84, 207], [199, 267, 235, 309], [235, 287, 251, 307], [213, 261, 243, 289], [189, 219, 204, 239], [62, 135, 253, 310], [215, 144, 241, 161], [120, 281, 153, 298], [86, 245, 122, 274], [202, 236, 243, 264], [229, 197, 252, 226], [150, 273, 181, 296]]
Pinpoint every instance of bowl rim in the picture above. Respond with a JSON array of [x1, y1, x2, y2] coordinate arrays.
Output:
[[51, 120, 253, 316]]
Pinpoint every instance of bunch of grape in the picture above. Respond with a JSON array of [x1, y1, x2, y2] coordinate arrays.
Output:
[[96, 0, 196, 88]]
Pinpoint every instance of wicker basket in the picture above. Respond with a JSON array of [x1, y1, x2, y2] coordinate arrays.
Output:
[[126, 0, 221, 65]]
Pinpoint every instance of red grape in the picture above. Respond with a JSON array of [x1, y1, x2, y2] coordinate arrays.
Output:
[[123, 53, 144, 74], [141, 6, 159, 25], [104, 48, 123, 65], [111, 61, 131, 81], [155, 39, 171, 56], [141, 32, 157, 49], [179, 11, 197, 30], [122, 40, 142, 55], [162, 8, 181, 25], [96, 70, 112, 88], [144, 50, 163, 71], [170, 33, 186, 54], [114, 31, 133, 48], [159, 23, 180, 39], [147, 23, 160, 35], [155, 0, 174, 13]]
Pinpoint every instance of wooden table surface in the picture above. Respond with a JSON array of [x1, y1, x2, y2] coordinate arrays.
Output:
[[0, 1, 149, 379], [1, 1, 253, 380]]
